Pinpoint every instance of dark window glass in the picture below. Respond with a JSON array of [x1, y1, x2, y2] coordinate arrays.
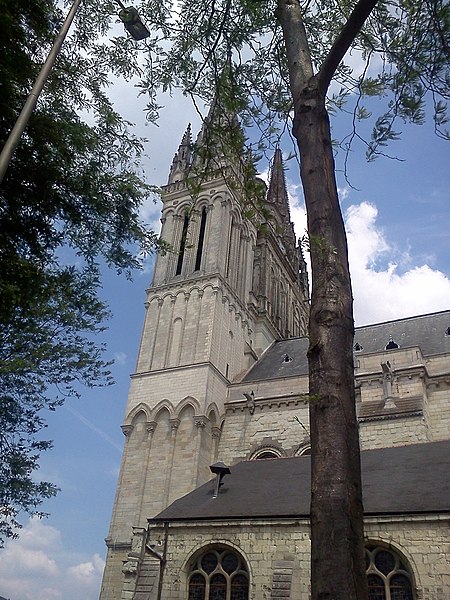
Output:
[[195, 207, 207, 271], [222, 552, 239, 574], [385, 339, 399, 349], [226, 218, 234, 277], [201, 552, 218, 574], [231, 574, 249, 600], [366, 545, 414, 600], [209, 573, 227, 600], [390, 574, 413, 600], [367, 574, 386, 600], [189, 573, 206, 600], [176, 215, 189, 275], [190, 548, 249, 600], [375, 550, 396, 575]]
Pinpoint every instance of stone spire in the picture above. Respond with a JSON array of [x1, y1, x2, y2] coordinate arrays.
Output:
[[168, 123, 192, 184], [266, 148, 296, 259], [267, 147, 290, 220], [192, 97, 243, 172]]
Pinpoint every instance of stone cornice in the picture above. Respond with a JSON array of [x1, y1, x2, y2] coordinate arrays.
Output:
[[225, 393, 309, 414], [161, 166, 241, 198], [358, 410, 423, 423], [146, 272, 253, 328], [355, 363, 429, 385], [426, 372, 450, 389], [147, 518, 311, 528], [131, 360, 230, 386], [105, 538, 132, 550]]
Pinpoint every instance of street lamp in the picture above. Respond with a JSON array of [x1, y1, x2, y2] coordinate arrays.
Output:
[[0, 1, 150, 185], [119, 6, 150, 40]]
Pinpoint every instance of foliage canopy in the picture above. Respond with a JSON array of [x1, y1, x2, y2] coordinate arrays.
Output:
[[0, 0, 159, 544]]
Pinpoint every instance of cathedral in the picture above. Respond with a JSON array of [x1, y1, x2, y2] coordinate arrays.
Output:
[[99, 116, 450, 600]]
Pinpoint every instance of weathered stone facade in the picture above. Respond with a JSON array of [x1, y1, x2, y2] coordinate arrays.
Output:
[[139, 515, 449, 600], [99, 121, 450, 600]]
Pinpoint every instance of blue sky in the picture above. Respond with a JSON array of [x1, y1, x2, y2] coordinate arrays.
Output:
[[0, 74, 449, 600]]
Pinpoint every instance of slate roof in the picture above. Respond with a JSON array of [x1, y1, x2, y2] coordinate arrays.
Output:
[[243, 310, 450, 382], [152, 440, 450, 522]]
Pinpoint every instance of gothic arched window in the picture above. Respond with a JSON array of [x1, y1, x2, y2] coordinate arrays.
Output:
[[188, 547, 249, 600], [176, 214, 190, 275], [195, 207, 208, 271], [365, 544, 414, 600]]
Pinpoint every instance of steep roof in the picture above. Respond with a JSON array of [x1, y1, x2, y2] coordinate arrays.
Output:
[[243, 310, 450, 382], [152, 440, 450, 523]]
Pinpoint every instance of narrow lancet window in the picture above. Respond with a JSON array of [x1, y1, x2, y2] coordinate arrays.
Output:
[[195, 207, 207, 271], [225, 217, 234, 277], [176, 215, 189, 275]]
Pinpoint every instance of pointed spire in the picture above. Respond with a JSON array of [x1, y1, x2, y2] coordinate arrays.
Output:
[[168, 124, 192, 184], [192, 92, 244, 171], [266, 148, 297, 258], [267, 148, 289, 218]]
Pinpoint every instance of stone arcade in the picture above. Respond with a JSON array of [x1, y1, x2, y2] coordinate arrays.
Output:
[[99, 117, 450, 600]]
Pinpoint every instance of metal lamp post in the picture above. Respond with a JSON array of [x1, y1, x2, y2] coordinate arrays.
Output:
[[0, 1, 149, 185]]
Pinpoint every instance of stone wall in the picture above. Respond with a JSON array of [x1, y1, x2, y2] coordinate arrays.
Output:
[[222, 349, 450, 463], [146, 515, 450, 599]]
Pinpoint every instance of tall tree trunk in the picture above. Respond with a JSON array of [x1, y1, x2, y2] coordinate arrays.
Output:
[[298, 80, 367, 600], [276, 1, 367, 598]]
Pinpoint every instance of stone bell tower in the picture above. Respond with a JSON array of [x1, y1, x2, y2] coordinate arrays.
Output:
[[99, 113, 309, 599]]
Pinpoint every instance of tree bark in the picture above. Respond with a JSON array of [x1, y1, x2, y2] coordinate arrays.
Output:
[[277, 1, 367, 598], [299, 80, 367, 600]]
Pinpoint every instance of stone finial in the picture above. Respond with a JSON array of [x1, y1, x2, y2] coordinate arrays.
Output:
[[168, 124, 192, 184]]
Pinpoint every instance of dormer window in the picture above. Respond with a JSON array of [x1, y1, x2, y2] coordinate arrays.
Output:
[[385, 335, 399, 350], [354, 342, 363, 352]]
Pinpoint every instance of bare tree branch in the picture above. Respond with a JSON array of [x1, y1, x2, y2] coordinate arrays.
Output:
[[317, 0, 379, 94]]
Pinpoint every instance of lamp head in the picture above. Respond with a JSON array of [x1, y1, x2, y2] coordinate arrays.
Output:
[[119, 7, 150, 40], [209, 461, 231, 476]]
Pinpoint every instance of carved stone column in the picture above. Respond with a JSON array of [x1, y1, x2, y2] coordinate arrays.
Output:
[[192, 415, 208, 487], [136, 422, 158, 525], [163, 419, 181, 506], [211, 426, 222, 463]]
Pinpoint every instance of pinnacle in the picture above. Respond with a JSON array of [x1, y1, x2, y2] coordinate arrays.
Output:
[[181, 123, 192, 146], [267, 147, 289, 216]]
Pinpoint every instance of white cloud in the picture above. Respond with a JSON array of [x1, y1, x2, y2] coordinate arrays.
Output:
[[114, 351, 128, 366], [140, 193, 163, 235], [289, 193, 450, 326], [0, 518, 104, 600], [67, 553, 105, 586], [345, 202, 450, 325]]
